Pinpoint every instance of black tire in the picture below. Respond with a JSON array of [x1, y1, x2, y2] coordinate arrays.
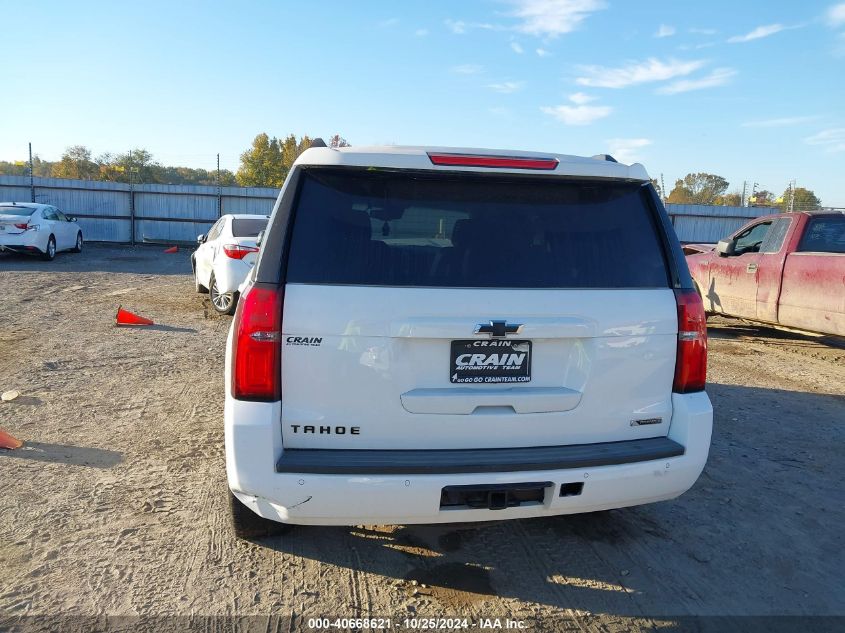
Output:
[[192, 257, 208, 293], [228, 490, 290, 539], [42, 235, 56, 261], [209, 273, 237, 315], [71, 232, 83, 253]]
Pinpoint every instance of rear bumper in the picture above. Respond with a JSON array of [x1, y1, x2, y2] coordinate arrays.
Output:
[[225, 392, 712, 526], [0, 232, 43, 253]]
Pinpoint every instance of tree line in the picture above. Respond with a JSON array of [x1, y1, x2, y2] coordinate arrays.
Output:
[[0, 137, 821, 210], [655, 172, 821, 211], [0, 133, 349, 188]]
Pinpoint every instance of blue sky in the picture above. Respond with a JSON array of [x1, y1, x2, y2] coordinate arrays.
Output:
[[2, 1, 844, 203]]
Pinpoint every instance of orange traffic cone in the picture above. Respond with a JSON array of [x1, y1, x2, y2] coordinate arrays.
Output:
[[163, 246, 178, 253], [115, 306, 154, 326], [0, 428, 23, 450]]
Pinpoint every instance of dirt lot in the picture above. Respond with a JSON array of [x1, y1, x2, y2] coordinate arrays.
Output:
[[1, 244, 843, 632]]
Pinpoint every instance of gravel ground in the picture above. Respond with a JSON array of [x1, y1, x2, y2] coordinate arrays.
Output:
[[0, 244, 843, 632]]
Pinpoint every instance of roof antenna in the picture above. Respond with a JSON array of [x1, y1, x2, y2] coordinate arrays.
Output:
[[311, 137, 327, 148]]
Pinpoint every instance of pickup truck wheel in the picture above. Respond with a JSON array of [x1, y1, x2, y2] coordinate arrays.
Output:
[[228, 490, 290, 539]]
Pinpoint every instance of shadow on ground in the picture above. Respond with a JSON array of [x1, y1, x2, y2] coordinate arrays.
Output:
[[0, 244, 191, 276]]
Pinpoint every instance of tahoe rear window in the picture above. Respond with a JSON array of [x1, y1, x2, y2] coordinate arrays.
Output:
[[285, 169, 670, 288]]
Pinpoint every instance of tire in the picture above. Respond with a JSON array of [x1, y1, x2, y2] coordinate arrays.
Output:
[[192, 258, 208, 293], [209, 272, 237, 315], [71, 232, 83, 253], [42, 235, 56, 261], [228, 490, 290, 539]]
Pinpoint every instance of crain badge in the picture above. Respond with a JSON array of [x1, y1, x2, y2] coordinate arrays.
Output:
[[630, 417, 662, 426], [286, 336, 322, 347]]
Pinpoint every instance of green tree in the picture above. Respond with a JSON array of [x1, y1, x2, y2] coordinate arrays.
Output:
[[667, 173, 730, 205], [715, 191, 743, 206], [280, 134, 312, 173], [780, 187, 821, 211], [51, 145, 99, 180], [236, 133, 286, 187], [749, 190, 775, 207]]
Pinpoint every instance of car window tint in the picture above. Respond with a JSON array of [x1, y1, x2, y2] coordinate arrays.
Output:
[[760, 217, 791, 253], [231, 218, 268, 237], [735, 222, 772, 254], [207, 219, 223, 241], [798, 216, 845, 253], [285, 169, 671, 289]]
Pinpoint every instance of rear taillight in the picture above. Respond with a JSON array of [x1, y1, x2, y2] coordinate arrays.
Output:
[[14, 223, 29, 230], [223, 244, 260, 259], [427, 152, 559, 170], [673, 289, 707, 393], [231, 284, 283, 401]]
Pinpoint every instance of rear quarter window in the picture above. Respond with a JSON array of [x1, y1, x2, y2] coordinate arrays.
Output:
[[798, 216, 845, 254], [285, 169, 671, 289]]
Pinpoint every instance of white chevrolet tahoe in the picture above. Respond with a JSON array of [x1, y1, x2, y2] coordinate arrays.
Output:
[[224, 143, 712, 538]]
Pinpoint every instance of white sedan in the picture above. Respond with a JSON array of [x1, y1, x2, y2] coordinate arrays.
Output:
[[192, 213, 269, 315], [0, 202, 83, 260]]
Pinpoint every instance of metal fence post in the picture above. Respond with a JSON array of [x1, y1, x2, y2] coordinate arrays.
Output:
[[29, 142, 35, 203], [217, 153, 222, 218], [129, 182, 135, 246]]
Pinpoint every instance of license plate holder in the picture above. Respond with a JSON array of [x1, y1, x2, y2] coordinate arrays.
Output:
[[450, 339, 532, 384]]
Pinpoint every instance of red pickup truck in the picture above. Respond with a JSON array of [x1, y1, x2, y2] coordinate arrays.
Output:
[[686, 211, 845, 337]]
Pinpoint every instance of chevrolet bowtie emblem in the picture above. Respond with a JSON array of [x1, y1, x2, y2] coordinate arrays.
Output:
[[474, 320, 524, 338]]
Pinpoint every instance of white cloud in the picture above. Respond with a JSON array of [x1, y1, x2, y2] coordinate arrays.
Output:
[[378, 18, 399, 28], [487, 81, 525, 93], [509, 0, 607, 37], [415, 28, 429, 37], [445, 19, 467, 34], [606, 138, 652, 163], [536, 47, 551, 56], [445, 18, 499, 34], [655, 24, 676, 38], [827, 3, 845, 27], [805, 128, 845, 152], [727, 24, 787, 43], [658, 67, 737, 94], [541, 104, 612, 125], [576, 57, 706, 88], [511, 41, 525, 54], [568, 92, 596, 104], [742, 116, 819, 128], [451, 64, 483, 74], [541, 95, 612, 125]]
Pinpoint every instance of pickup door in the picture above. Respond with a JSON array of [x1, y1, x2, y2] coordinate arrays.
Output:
[[778, 215, 845, 336], [706, 219, 774, 319]]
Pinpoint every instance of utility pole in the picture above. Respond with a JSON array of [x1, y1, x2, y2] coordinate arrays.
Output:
[[741, 181, 747, 207], [217, 153, 222, 218], [788, 180, 796, 212], [660, 173, 666, 204], [28, 142, 35, 202]]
